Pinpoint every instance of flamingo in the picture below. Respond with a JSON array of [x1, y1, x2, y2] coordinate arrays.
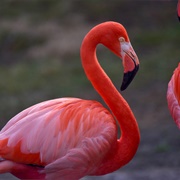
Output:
[[0, 21, 140, 179], [167, 1, 180, 128], [167, 63, 180, 129], [177, 0, 180, 21]]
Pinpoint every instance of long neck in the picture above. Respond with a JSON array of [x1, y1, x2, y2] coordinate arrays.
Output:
[[80, 29, 140, 174]]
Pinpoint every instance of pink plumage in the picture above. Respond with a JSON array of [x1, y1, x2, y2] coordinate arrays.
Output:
[[167, 63, 180, 129], [0, 98, 116, 179]]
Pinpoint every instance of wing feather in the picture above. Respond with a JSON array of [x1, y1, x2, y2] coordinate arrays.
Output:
[[44, 135, 113, 179], [0, 97, 117, 178]]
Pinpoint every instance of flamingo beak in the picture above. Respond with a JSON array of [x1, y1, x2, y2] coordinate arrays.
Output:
[[120, 39, 139, 91]]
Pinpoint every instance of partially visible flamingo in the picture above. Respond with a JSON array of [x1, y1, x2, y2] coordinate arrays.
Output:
[[167, 1, 180, 128], [167, 63, 180, 129], [177, 0, 180, 21], [0, 21, 140, 179]]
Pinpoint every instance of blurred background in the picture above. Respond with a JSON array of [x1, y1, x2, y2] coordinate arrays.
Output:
[[0, 0, 180, 179]]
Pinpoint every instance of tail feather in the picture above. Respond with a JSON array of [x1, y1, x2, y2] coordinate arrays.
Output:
[[0, 160, 45, 179]]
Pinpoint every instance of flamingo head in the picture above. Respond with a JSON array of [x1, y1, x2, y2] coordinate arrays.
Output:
[[100, 22, 139, 91], [177, 0, 180, 21]]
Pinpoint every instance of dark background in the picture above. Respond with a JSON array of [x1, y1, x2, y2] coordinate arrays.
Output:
[[0, 0, 180, 179]]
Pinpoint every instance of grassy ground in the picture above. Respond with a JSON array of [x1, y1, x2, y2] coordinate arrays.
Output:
[[0, 1, 180, 179]]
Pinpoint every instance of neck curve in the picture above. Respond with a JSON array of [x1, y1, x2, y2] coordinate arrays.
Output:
[[80, 22, 140, 174]]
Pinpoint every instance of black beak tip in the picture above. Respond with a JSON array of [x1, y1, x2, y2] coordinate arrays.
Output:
[[120, 65, 139, 91]]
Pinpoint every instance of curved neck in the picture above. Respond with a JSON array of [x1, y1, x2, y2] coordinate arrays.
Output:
[[80, 28, 140, 174]]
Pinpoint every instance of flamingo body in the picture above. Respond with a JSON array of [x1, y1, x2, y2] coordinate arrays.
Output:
[[167, 1, 180, 128], [0, 22, 140, 179], [167, 63, 180, 128], [0, 98, 116, 179]]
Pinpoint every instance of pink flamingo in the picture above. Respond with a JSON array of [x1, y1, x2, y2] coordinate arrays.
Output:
[[0, 21, 140, 179], [167, 63, 180, 128], [177, 0, 180, 21], [167, 1, 180, 128]]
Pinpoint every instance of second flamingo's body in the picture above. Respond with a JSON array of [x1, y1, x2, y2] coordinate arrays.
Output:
[[167, 63, 180, 128], [167, 1, 180, 128], [0, 22, 140, 179]]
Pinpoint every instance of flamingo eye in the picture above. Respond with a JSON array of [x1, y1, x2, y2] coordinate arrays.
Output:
[[119, 37, 125, 42]]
